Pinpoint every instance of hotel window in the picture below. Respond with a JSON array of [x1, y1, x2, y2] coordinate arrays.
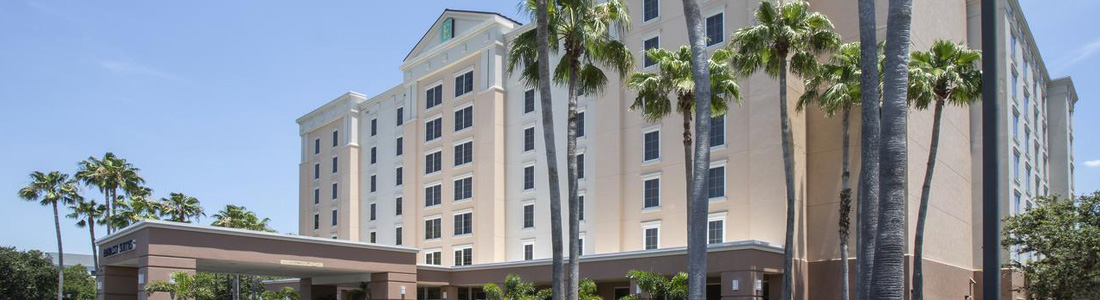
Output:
[[396, 167, 404, 186], [332, 130, 339, 147], [426, 151, 442, 174], [454, 141, 473, 166], [523, 204, 535, 228], [524, 243, 534, 260], [370, 203, 377, 221], [369, 231, 377, 243], [708, 217, 725, 244], [577, 236, 585, 255], [576, 112, 585, 137], [313, 189, 319, 204], [1014, 192, 1022, 215], [425, 184, 442, 207], [454, 177, 473, 201], [426, 117, 442, 141], [426, 85, 443, 110], [314, 138, 320, 154], [1025, 166, 1032, 193], [371, 118, 378, 136], [454, 247, 473, 266], [644, 130, 660, 162], [397, 107, 404, 125], [711, 115, 725, 147], [314, 163, 320, 179], [524, 89, 536, 113], [331, 183, 338, 200], [396, 137, 404, 156], [643, 0, 658, 22], [524, 127, 536, 151], [331, 209, 338, 226], [313, 213, 319, 230], [395, 226, 403, 245], [577, 154, 585, 179], [332, 156, 338, 173], [1013, 152, 1020, 182], [578, 195, 585, 221], [524, 165, 535, 191], [454, 212, 473, 236], [396, 197, 403, 216], [455, 106, 474, 131], [425, 217, 442, 240], [455, 71, 474, 97], [371, 147, 377, 164], [707, 166, 726, 199], [370, 175, 377, 192], [705, 13, 724, 46], [643, 177, 660, 208], [1012, 110, 1019, 138], [643, 225, 659, 250], [425, 251, 441, 265], [1012, 74, 1018, 99], [643, 36, 659, 67]]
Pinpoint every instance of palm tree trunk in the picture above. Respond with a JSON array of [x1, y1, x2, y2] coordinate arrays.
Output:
[[533, 1, 565, 299], [871, 0, 912, 299], [778, 56, 798, 300], [565, 48, 582, 300], [682, 104, 695, 200], [53, 201, 65, 300], [679, 1, 713, 299], [913, 99, 945, 300], [234, 274, 240, 300], [839, 108, 852, 300], [855, 0, 881, 299], [89, 218, 99, 273], [105, 189, 113, 234]]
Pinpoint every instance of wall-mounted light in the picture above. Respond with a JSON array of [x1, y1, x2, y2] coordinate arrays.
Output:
[[443, 291, 448, 299], [754, 279, 763, 291], [401, 286, 407, 296], [731, 279, 740, 291]]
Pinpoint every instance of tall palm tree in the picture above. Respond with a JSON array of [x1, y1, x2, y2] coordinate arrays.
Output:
[[854, 0, 881, 299], [67, 198, 107, 271], [510, 2, 633, 298], [76, 152, 145, 234], [18, 171, 81, 300], [796, 42, 867, 300], [628, 46, 742, 202], [871, 0, 914, 299], [161, 192, 205, 223], [907, 39, 982, 300], [211, 205, 274, 232], [108, 187, 162, 229], [728, 2, 839, 299]]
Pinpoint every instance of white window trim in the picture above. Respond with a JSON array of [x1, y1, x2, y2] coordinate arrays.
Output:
[[578, 232, 586, 255], [523, 162, 537, 192], [395, 166, 404, 186], [395, 135, 405, 157], [704, 10, 727, 49], [522, 239, 536, 260], [577, 190, 586, 223], [454, 68, 476, 99], [370, 173, 378, 194], [425, 82, 444, 111], [523, 124, 537, 153], [453, 210, 474, 237], [425, 148, 443, 175], [576, 108, 587, 140], [522, 203, 536, 230], [332, 129, 340, 147], [642, 126, 661, 164], [641, 33, 661, 70], [424, 215, 443, 241], [331, 155, 339, 174], [524, 89, 537, 115], [453, 244, 474, 266], [453, 138, 475, 168], [710, 114, 728, 149], [425, 114, 444, 142], [313, 138, 320, 156], [331, 208, 339, 228], [331, 182, 339, 201], [368, 230, 377, 243], [577, 149, 587, 182], [641, 172, 662, 211], [453, 173, 474, 203], [424, 182, 443, 208], [423, 248, 443, 265], [641, 221, 661, 250], [453, 103, 475, 133], [709, 160, 728, 202], [642, 0, 660, 24], [708, 212, 726, 244]]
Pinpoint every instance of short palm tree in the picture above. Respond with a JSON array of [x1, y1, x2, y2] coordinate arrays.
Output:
[[728, 2, 838, 299], [67, 198, 107, 271], [482, 274, 551, 300], [161, 192, 205, 223], [628, 46, 742, 199], [145, 271, 218, 300], [211, 205, 273, 232], [624, 270, 687, 300], [508, 2, 633, 298], [908, 39, 981, 300], [18, 171, 81, 300], [76, 152, 145, 234]]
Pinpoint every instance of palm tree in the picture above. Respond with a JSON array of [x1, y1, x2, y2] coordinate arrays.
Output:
[[262, 287, 300, 300], [628, 46, 743, 201], [76, 152, 145, 234], [728, 2, 839, 299], [211, 205, 274, 232], [624, 270, 688, 300], [18, 171, 81, 300], [145, 271, 219, 300], [482, 274, 551, 300], [161, 192, 205, 223], [907, 39, 982, 300], [108, 187, 162, 229], [796, 42, 869, 300], [854, 1, 881, 299], [509, 2, 633, 298], [870, 0, 914, 299], [67, 198, 107, 271]]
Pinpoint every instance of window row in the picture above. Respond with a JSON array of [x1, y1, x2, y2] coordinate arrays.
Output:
[[642, 165, 726, 209], [425, 70, 476, 111], [424, 176, 476, 207], [425, 106, 475, 142], [425, 141, 475, 174], [423, 211, 475, 240], [422, 246, 474, 266], [312, 130, 341, 155]]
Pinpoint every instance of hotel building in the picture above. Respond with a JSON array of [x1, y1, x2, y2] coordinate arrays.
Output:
[[95, 0, 1076, 299]]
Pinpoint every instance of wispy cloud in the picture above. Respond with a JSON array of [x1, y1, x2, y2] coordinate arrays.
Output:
[[1084, 160, 1100, 168], [99, 60, 179, 80], [1054, 37, 1100, 73]]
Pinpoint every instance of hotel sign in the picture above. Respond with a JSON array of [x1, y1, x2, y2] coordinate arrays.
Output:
[[102, 240, 136, 258], [280, 259, 324, 268], [441, 18, 455, 42]]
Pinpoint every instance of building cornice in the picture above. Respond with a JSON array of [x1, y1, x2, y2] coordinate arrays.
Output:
[[98, 220, 421, 254]]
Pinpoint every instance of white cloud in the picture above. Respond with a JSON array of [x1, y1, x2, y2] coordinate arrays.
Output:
[[1085, 160, 1100, 168], [99, 60, 178, 80], [1054, 37, 1100, 73]]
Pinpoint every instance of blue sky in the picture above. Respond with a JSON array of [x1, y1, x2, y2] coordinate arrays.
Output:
[[0, 0, 1095, 255]]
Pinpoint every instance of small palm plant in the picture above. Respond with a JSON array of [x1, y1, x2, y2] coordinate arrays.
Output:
[[67, 198, 107, 271], [161, 192, 205, 223], [145, 271, 218, 300], [622, 270, 687, 300], [482, 274, 551, 300], [18, 171, 81, 300], [908, 39, 981, 300]]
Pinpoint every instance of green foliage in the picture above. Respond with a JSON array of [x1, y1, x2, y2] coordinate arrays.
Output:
[[907, 39, 982, 109], [481, 274, 551, 300], [62, 265, 97, 300], [1002, 192, 1100, 299], [624, 270, 687, 300], [161, 192, 205, 223], [212, 205, 274, 232], [627, 46, 742, 122], [108, 187, 163, 229], [146, 272, 220, 300], [0, 246, 58, 300], [728, 1, 840, 78], [797, 42, 884, 116], [261, 287, 300, 300], [18, 171, 80, 208]]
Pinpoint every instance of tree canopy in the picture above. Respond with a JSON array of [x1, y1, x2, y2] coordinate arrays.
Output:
[[1002, 192, 1100, 299]]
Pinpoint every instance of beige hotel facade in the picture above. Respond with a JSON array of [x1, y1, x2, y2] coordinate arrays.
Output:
[[93, 0, 1077, 299]]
